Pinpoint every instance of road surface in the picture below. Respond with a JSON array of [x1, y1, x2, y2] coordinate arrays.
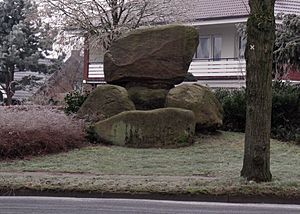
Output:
[[0, 197, 300, 214]]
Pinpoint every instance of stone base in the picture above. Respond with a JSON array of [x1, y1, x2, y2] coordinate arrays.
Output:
[[93, 108, 196, 148], [128, 87, 169, 110]]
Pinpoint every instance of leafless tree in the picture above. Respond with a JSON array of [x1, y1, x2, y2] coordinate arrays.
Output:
[[42, 0, 188, 50]]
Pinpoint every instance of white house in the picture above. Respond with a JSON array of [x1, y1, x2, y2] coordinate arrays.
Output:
[[83, 0, 300, 86]]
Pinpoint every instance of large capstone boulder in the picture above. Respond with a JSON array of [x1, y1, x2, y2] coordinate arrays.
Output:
[[77, 85, 135, 122], [93, 108, 196, 148], [127, 87, 169, 110], [104, 25, 199, 88], [165, 84, 223, 131]]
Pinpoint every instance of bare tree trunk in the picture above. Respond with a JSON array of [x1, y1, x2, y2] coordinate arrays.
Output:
[[111, 0, 120, 27], [241, 0, 275, 182], [4, 66, 15, 106]]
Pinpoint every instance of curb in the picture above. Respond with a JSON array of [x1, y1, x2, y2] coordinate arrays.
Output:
[[1, 189, 299, 205]]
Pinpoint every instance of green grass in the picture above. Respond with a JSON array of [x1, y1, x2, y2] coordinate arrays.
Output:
[[0, 132, 299, 197]]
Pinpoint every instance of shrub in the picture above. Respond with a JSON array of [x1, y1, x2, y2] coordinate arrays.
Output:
[[64, 90, 88, 115], [271, 82, 300, 142], [215, 82, 300, 142], [214, 88, 246, 132], [0, 106, 87, 160]]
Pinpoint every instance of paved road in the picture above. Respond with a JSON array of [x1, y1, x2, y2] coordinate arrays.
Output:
[[0, 197, 300, 214]]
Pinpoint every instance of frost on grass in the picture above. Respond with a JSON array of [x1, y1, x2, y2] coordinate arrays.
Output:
[[0, 105, 87, 160]]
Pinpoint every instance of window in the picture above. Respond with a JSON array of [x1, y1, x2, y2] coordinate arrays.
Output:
[[213, 36, 222, 60], [197, 37, 211, 59], [239, 36, 247, 59], [89, 45, 105, 63], [195, 35, 222, 60]]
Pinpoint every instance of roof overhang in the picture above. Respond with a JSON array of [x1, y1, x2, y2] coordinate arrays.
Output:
[[187, 17, 248, 26], [186, 15, 285, 27]]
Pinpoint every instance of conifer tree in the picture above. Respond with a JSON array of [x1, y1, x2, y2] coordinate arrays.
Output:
[[0, 0, 52, 105]]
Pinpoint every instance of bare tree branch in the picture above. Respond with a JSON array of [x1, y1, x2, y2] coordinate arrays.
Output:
[[41, 0, 189, 50]]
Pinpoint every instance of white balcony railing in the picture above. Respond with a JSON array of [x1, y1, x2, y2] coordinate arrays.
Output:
[[88, 63, 104, 79], [86, 59, 246, 82], [189, 59, 246, 80]]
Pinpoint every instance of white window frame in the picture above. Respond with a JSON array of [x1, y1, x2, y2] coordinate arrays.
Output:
[[194, 35, 222, 60]]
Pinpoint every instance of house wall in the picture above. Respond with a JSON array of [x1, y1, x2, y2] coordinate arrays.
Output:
[[89, 45, 105, 63], [195, 23, 239, 59]]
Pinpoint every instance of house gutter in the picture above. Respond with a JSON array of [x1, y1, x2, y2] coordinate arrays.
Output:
[[187, 16, 248, 26], [186, 14, 284, 26]]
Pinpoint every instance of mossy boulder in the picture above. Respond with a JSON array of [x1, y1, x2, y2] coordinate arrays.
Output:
[[77, 85, 135, 122], [104, 25, 199, 88], [165, 84, 223, 131], [93, 108, 196, 148], [127, 87, 169, 110]]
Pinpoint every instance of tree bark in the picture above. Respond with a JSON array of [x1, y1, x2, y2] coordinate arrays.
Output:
[[241, 0, 275, 182], [4, 65, 15, 106]]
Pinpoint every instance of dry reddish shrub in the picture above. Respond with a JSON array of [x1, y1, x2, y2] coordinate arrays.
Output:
[[0, 105, 87, 160]]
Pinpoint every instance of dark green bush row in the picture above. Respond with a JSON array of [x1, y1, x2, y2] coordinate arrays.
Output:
[[214, 81, 300, 142]]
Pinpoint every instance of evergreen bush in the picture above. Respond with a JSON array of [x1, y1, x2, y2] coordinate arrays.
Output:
[[271, 82, 300, 142], [64, 91, 89, 115], [215, 82, 300, 142], [214, 88, 246, 132]]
